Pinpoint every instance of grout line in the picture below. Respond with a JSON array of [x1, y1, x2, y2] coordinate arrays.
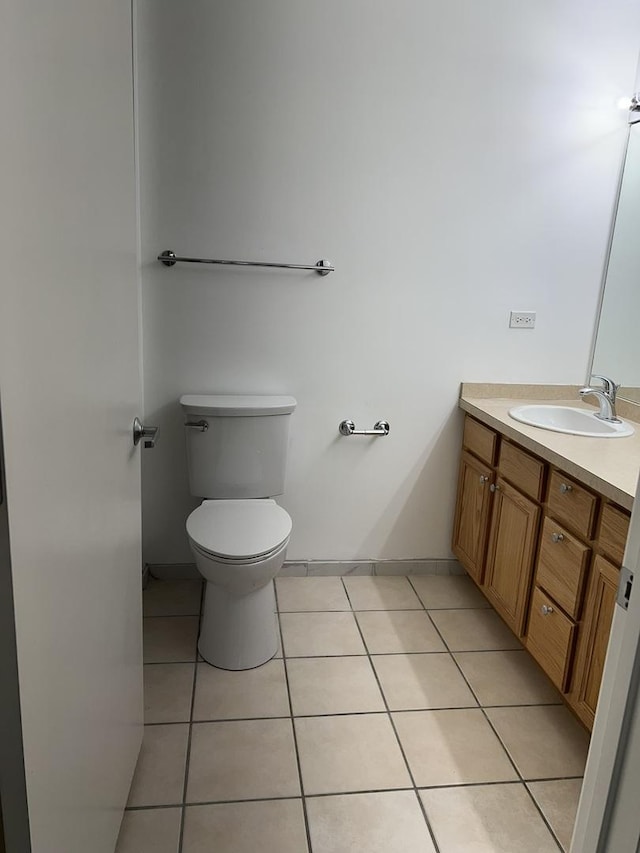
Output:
[[176, 583, 205, 853], [275, 584, 314, 853], [340, 577, 443, 853], [124, 774, 586, 812], [424, 607, 566, 852], [144, 694, 564, 727], [523, 780, 577, 853], [402, 580, 564, 849], [277, 606, 492, 614]]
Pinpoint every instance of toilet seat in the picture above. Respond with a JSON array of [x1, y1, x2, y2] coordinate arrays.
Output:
[[186, 499, 292, 561], [190, 536, 289, 567]]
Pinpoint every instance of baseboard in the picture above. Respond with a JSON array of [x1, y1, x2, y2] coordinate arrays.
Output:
[[145, 559, 465, 580], [146, 562, 202, 581], [282, 559, 465, 577]]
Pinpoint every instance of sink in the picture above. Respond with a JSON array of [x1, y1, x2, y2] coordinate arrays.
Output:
[[508, 405, 634, 438]]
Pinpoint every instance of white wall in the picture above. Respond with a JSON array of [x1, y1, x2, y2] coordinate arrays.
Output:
[[136, 0, 640, 565]]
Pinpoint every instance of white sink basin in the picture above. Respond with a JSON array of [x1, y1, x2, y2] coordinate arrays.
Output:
[[508, 405, 634, 438]]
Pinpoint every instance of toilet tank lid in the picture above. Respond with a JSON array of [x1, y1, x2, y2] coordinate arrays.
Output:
[[180, 394, 297, 416]]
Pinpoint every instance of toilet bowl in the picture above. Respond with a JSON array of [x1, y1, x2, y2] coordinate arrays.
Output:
[[186, 498, 292, 669], [181, 393, 296, 670]]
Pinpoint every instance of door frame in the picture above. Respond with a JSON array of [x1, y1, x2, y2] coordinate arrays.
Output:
[[571, 473, 640, 851], [0, 407, 32, 853]]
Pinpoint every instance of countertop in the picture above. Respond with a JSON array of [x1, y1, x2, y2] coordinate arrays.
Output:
[[459, 384, 640, 511]]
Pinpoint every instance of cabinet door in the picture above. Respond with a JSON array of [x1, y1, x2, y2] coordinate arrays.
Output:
[[452, 451, 494, 584], [570, 555, 619, 730], [484, 478, 541, 636]]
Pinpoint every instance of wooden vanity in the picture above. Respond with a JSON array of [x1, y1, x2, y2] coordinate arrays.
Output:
[[452, 408, 632, 731]]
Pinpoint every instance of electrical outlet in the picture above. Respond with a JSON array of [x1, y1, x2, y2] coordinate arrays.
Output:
[[509, 311, 536, 329]]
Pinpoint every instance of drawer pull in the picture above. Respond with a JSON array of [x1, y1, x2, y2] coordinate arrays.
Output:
[[551, 532, 565, 543], [490, 483, 500, 493], [479, 475, 490, 485], [541, 604, 554, 615], [559, 483, 573, 494]]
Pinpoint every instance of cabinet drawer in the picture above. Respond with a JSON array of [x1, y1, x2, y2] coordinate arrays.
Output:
[[547, 471, 598, 539], [535, 518, 591, 619], [526, 587, 576, 692], [598, 504, 630, 565], [498, 441, 545, 501], [463, 417, 498, 466]]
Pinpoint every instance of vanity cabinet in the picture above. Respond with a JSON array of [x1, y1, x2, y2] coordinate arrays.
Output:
[[452, 413, 630, 730]]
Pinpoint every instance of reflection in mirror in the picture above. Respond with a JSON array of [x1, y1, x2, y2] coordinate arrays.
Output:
[[592, 123, 640, 404]]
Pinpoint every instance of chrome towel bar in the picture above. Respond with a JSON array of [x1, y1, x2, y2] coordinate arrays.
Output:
[[339, 420, 390, 437], [158, 250, 334, 276]]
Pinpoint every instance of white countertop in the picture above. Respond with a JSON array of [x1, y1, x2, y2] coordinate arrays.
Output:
[[459, 385, 640, 511]]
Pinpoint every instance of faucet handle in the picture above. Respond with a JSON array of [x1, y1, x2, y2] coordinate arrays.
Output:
[[590, 375, 619, 399]]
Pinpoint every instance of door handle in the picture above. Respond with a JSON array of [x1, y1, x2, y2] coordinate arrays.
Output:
[[133, 417, 159, 449]]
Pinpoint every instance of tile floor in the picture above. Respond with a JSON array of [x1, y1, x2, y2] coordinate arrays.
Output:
[[117, 574, 589, 853]]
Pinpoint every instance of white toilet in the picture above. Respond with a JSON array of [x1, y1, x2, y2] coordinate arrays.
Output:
[[180, 394, 296, 670]]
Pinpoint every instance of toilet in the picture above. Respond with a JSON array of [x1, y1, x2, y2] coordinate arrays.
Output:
[[181, 394, 296, 670]]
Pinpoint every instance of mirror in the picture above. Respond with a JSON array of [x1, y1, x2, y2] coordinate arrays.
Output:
[[591, 122, 640, 404]]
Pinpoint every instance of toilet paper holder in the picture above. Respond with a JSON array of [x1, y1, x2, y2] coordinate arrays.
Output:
[[339, 419, 390, 437]]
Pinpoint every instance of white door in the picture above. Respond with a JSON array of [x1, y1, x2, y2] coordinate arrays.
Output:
[[571, 471, 640, 852], [0, 3, 143, 852]]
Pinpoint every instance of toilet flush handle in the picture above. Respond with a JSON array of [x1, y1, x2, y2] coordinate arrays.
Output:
[[185, 420, 209, 432]]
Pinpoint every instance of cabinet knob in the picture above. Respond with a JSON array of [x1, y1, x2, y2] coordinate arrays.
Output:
[[559, 483, 573, 494], [541, 604, 554, 615], [479, 475, 489, 485], [490, 483, 500, 493], [551, 532, 565, 543]]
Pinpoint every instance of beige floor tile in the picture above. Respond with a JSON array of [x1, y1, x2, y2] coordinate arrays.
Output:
[[420, 783, 559, 853], [343, 576, 422, 610], [372, 654, 477, 711], [144, 664, 195, 723], [295, 714, 411, 794], [409, 574, 491, 610], [192, 659, 290, 720], [429, 609, 521, 652], [186, 719, 300, 802], [276, 577, 350, 611], [393, 709, 517, 787], [287, 656, 384, 716], [127, 725, 189, 807], [486, 705, 590, 779], [143, 616, 199, 663], [356, 610, 446, 654], [182, 799, 308, 853], [116, 807, 182, 853], [307, 791, 436, 853], [528, 779, 583, 851], [454, 650, 561, 707], [280, 612, 365, 656], [144, 579, 202, 616]]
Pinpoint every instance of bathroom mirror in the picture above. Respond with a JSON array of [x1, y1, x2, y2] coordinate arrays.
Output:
[[591, 121, 640, 404]]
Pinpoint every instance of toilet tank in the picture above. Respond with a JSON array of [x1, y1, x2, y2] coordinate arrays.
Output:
[[180, 394, 296, 499]]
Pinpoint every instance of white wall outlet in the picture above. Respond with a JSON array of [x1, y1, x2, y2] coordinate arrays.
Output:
[[509, 311, 536, 329]]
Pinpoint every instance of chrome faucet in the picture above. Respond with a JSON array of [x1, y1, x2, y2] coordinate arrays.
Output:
[[579, 375, 621, 423]]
